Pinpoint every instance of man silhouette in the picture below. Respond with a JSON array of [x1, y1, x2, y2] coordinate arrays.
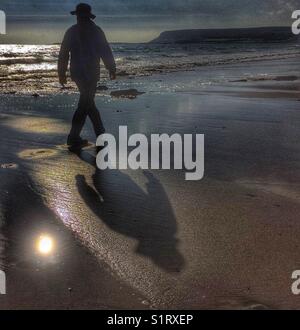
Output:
[[58, 3, 116, 151]]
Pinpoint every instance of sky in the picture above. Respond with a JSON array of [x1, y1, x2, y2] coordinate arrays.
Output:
[[0, 0, 299, 43]]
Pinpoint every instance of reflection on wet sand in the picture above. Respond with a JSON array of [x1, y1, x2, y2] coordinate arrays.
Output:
[[36, 234, 54, 255], [3, 116, 68, 134], [1, 163, 146, 309]]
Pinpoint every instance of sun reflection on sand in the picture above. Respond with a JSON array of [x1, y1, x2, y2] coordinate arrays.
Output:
[[3, 116, 68, 134], [36, 234, 55, 255]]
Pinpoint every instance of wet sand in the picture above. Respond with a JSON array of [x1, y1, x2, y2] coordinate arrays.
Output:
[[0, 58, 300, 309]]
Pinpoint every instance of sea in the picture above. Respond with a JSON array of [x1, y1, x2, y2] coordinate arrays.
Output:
[[0, 40, 299, 93]]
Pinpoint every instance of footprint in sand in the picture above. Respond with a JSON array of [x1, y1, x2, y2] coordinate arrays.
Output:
[[18, 148, 58, 160], [56, 142, 95, 151], [0, 163, 18, 169], [18, 143, 95, 160]]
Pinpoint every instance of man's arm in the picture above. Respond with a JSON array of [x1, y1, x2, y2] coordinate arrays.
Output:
[[98, 28, 116, 79], [58, 30, 70, 85]]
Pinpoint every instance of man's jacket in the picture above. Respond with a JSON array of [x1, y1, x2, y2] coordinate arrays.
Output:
[[58, 20, 116, 82]]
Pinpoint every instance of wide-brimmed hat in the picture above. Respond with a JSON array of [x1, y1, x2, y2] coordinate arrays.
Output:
[[70, 3, 96, 19]]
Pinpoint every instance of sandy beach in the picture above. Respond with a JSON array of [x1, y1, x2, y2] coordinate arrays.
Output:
[[0, 55, 300, 309]]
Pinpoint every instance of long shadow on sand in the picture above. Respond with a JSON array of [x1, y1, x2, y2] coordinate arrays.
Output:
[[75, 151, 185, 273]]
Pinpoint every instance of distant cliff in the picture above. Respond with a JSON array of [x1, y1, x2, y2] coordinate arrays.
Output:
[[150, 27, 297, 43]]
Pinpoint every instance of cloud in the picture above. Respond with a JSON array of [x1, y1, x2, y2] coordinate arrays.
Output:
[[1, 0, 298, 25], [1, 0, 298, 43]]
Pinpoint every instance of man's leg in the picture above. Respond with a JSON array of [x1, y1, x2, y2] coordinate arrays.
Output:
[[86, 81, 105, 137], [68, 80, 89, 144]]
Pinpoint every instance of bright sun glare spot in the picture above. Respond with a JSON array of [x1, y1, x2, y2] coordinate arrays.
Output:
[[37, 235, 54, 255]]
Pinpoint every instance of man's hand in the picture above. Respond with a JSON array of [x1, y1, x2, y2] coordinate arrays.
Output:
[[59, 75, 67, 86], [109, 71, 116, 80]]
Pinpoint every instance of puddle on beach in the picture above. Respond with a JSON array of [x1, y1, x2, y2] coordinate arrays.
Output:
[[110, 89, 145, 99]]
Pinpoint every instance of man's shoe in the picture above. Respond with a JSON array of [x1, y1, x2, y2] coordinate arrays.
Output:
[[67, 135, 88, 145], [68, 138, 89, 153]]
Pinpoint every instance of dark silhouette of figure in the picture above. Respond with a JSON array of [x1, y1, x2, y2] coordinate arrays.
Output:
[[58, 3, 116, 151], [75, 151, 185, 273]]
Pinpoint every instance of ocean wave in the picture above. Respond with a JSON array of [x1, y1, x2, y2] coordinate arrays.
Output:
[[0, 42, 299, 93], [1, 50, 299, 81]]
